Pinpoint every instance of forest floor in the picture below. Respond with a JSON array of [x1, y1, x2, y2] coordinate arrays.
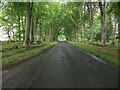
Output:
[[2, 41, 118, 88], [68, 41, 119, 66], [1, 42, 57, 69]]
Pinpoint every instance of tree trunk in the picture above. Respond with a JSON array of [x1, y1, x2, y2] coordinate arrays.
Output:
[[107, 15, 113, 43], [99, 2, 106, 46], [118, 23, 120, 61], [30, 5, 34, 44], [34, 18, 38, 41], [82, 5, 86, 43], [74, 31, 77, 41], [118, 23, 120, 45], [76, 30, 79, 42], [17, 12, 21, 43], [23, 2, 33, 47], [30, 18, 34, 44], [113, 16, 117, 45], [39, 18, 44, 41], [82, 25, 85, 43], [89, 2, 94, 44], [22, 17, 26, 42]]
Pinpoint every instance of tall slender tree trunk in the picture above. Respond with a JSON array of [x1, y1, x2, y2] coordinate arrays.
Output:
[[30, 18, 34, 44], [82, 5, 86, 43], [107, 15, 113, 43], [99, 2, 106, 46], [87, 2, 94, 44], [17, 13, 21, 43], [82, 24, 85, 43], [34, 18, 38, 41], [113, 16, 117, 45], [89, 2, 94, 44], [76, 30, 79, 42], [118, 23, 120, 61], [23, 2, 33, 47], [49, 28, 52, 41], [10, 22, 14, 41], [30, 4, 34, 44], [118, 23, 120, 46], [22, 17, 26, 42], [74, 26, 77, 41], [39, 19, 44, 41]]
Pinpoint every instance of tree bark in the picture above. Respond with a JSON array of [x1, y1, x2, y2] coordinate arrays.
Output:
[[118, 23, 120, 46], [23, 2, 33, 47], [34, 18, 38, 41], [39, 18, 44, 41], [17, 12, 21, 42], [82, 4, 86, 43], [82, 24, 85, 43], [22, 17, 26, 42], [99, 2, 106, 46], [113, 16, 117, 45], [30, 5, 34, 44], [30, 18, 34, 44], [88, 2, 94, 44]]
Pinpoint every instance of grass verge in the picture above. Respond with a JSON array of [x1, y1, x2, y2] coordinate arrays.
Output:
[[67, 41, 119, 67], [2, 42, 57, 69], [2, 43, 46, 58]]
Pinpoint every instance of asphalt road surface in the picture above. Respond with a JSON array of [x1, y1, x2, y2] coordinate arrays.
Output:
[[2, 41, 118, 88]]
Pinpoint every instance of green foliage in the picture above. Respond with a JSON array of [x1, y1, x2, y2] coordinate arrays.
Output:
[[1, 2, 119, 43]]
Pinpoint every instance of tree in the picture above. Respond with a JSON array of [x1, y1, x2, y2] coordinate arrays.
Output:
[[99, 2, 106, 46], [87, 2, 94, 44], [1, 1, 119, 47], [23, 2, 33, 47]]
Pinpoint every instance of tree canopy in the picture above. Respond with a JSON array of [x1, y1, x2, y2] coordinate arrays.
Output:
[[1, 1, 120, 46]]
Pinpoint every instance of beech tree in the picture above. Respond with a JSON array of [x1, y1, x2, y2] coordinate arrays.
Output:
[[99, 2, 106, 46], [23, 2, 33, 47], [1, 1, 119, 47]]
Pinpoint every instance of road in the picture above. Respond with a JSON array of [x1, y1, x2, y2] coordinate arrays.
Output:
[[2, 41, 118, 88]]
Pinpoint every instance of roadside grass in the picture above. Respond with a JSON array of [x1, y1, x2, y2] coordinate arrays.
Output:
[[67, 41, 119, 66], [2, 43, 46, 58], [2, 42, 57, 69], [1, 42, 22, 50]]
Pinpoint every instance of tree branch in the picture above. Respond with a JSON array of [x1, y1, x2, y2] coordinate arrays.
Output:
[[69, 14, 78, 27]]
